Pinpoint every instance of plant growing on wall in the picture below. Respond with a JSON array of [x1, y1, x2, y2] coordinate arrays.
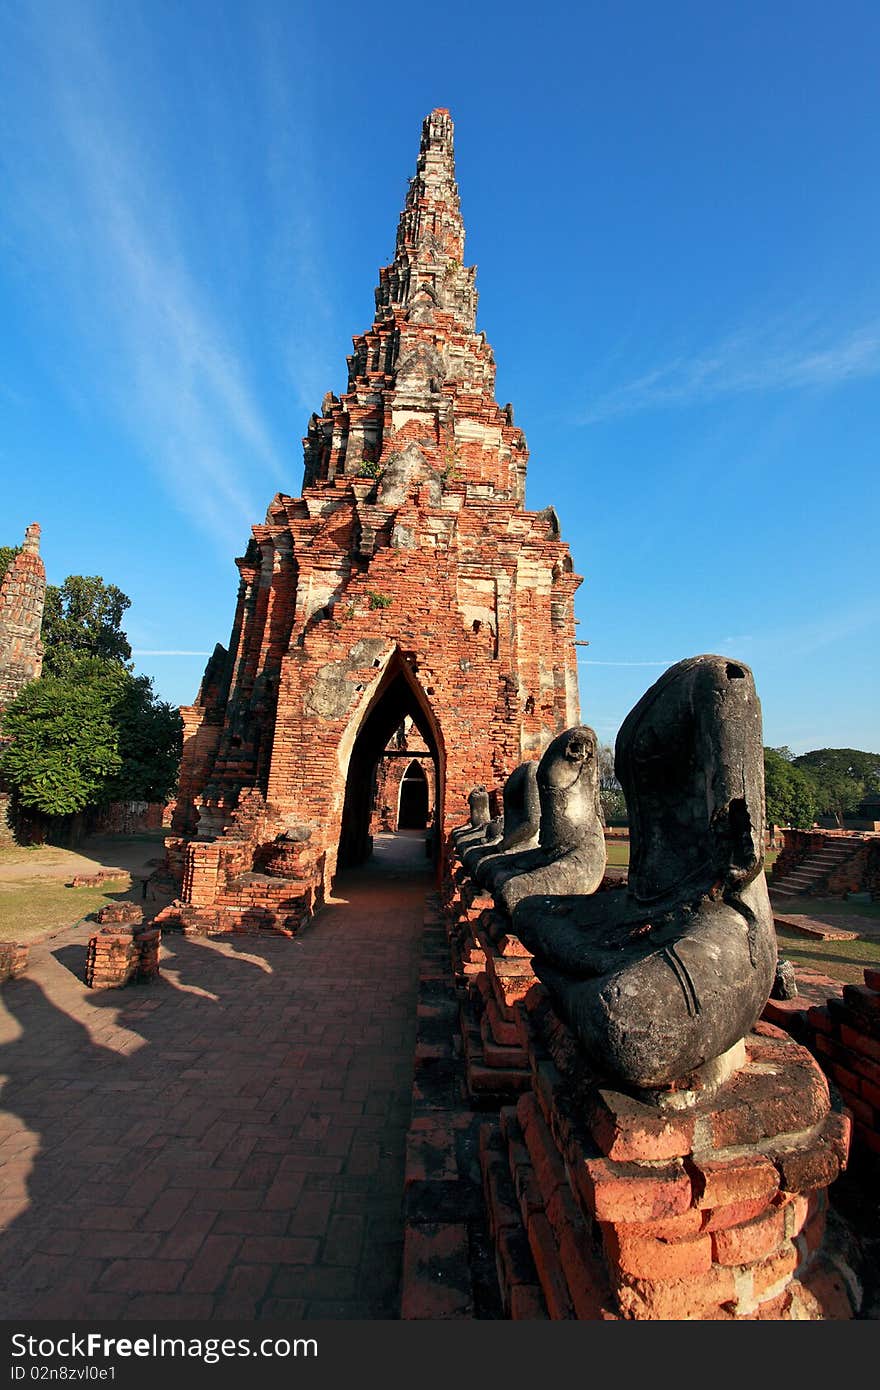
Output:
[[367, 591, 392, 610]]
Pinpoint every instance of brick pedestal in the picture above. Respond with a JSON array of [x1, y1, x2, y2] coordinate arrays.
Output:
[[480, 989, 858, 1319], [0, 942, 29, 982], [801, 967, 880, 1164], [85, 924, 161, 990]]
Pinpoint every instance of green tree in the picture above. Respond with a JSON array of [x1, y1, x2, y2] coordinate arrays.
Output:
[[0, 658, 182, 818], [598, 741, 627, 824], [0, 659, 124, 816], [792, 748, 880, 825], [764, 747, 818, 829], [41, 575, 132, 675], [107, 674, 183, 802], [0, 545, 21, 585]]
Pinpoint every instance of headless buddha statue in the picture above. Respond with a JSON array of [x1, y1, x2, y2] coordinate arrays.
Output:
[[513, 656, 777, 1091], [478, 725, 606, 915]]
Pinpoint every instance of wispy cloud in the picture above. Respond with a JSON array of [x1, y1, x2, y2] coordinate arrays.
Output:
[[131, 650, 213, 657], [2, 6, 290, 552], [580, 316, 880, 424]]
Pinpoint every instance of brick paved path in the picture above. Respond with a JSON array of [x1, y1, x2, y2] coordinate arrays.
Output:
[[0, 834, 430, 1319]]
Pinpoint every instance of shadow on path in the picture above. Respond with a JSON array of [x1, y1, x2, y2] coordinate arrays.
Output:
[[0, 833, 430, 1320]]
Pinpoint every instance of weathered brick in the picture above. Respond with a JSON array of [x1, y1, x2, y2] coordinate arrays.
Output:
[[711, 1207, 787, 1266], [689, 1154, 779, 1211]]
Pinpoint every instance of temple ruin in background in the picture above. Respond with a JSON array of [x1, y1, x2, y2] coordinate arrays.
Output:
[[0, 523, 46, 845], [0, 524, 45, 710]]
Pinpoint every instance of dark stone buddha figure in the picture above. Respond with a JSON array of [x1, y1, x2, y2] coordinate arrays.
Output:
[[513, 655, 777, 1091], [478, 725, 606, 915], [462, 758, 541, 878]]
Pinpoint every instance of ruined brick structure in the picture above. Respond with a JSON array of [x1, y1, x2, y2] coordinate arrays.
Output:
[[0, 523, 46, 844], [369, 719, 436, 835], [0, 523, 45, 710], [167, 110, 581, 928]]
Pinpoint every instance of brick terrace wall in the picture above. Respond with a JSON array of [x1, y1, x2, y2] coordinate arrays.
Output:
[[87, 801, 165, 836], [773, 829, 878, 896]]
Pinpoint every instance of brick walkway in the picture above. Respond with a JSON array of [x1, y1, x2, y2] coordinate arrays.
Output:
[[0, 834, 431, 1319]]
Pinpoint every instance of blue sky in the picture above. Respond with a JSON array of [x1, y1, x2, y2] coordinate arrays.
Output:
[[2, 0, 878, 755]]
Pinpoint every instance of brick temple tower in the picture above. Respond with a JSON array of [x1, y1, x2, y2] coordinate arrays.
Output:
[[0, 523, 46, 710], [167, 110, 582, 927]]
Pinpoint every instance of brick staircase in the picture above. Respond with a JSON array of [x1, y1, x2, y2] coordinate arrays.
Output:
[[770, 836, 858, 899]]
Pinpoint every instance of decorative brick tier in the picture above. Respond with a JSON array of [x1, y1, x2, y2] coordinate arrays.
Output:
[[478, 988, 858, 1319], [451, 902, 536, 1105], [84, 924, 161, 990], [399, 894, 503, 1319], [445, 851, 621, 1106], [0, 942, 29, 982]]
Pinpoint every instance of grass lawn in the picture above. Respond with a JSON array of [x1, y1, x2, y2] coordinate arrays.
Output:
[[604, 841, 629, 867], [605, 842, 780, 872], [0, 876, 133, 943], [775, 926, 880, 986], [0, 845, 73, 867]]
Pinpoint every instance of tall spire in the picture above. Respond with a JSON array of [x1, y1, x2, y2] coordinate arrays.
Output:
[[299, 109, 529, 500], [376, 108, 477, 331]]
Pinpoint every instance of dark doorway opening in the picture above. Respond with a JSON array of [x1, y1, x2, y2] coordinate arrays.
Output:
[[336, 652, 444, 876], [398, 760, 429, 829]]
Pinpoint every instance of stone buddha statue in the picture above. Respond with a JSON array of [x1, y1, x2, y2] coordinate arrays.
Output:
[[513, 655, 777, 1092], [461, 758, 541, 878], [478, 725, 606, 915]]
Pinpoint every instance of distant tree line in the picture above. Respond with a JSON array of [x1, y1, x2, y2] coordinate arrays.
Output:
[[764, 746, 880, 830], [0, 551, 182, 835], [596, 739, 878, 833]]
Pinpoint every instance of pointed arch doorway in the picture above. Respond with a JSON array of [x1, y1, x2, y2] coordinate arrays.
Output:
[[336, 651, 444, 876], [398, 759, 430, 830]]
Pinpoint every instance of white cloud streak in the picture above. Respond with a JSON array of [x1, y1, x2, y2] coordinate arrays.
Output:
[[581, 317, 880, 424], [2, 6, 291, 552]]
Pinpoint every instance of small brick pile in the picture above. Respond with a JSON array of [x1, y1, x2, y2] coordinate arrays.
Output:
[[0, 942, 29, 982], [84, 922, 161, 990], [94, 902, 144, 925], [798, 968, 880, 1164], [761, 965, 845, 1039], [155, 872, 314, 939], [477, 989, 857, 1320], [70, 870, 125, 888]]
